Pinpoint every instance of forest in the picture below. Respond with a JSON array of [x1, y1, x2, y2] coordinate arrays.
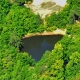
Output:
[[0, 0, 80, 80]]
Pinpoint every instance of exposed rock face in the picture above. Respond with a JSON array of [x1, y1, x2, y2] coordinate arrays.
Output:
[[32, 0, 52, 5], [32, 0, 67, 6], [32, 0, 44, 5], [22, 28, 66, 38], [25, 0, 66, 18], [52, 0, 67, 6]]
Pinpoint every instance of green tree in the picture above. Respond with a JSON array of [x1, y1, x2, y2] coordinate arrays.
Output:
[[65, 52, 80, 80], [13, 0, 32, 5], [45, 5, 70, 28], [6, 4, 42, 35], [9, 30, 22, 48], [67, 0, 80, 24], [32, 43, 64, 80], [0, 0, 11, 24]]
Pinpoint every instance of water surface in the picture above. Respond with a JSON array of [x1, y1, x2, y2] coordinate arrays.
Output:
[[21, 35, 63, 61]]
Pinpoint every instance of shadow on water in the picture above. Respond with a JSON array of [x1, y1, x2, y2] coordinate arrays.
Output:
[[21, 35, 63, 61]]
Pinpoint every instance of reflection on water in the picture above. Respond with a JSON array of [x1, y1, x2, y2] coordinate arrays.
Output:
[[21, 35, 63, 61]]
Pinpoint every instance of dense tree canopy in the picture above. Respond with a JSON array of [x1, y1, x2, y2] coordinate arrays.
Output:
[[45, 5, 70, 28], [67, 0, 80, 24], [0, 0, 11, 24], [12, 0, 32, 5], [0, 0, 80, 80]]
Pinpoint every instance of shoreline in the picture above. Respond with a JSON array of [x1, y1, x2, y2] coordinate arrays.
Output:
[[22, 28, 66, 39]]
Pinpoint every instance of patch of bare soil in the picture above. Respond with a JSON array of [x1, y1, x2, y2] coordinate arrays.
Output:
[[22, 29, 66, 39], [24, 1, 63, 18]]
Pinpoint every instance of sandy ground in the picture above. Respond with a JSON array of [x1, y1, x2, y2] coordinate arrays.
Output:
[[33, 0, 67, 6], [52, 0, 67, 6], [22, 29, 66, 38], [25, 0, 67, 18]]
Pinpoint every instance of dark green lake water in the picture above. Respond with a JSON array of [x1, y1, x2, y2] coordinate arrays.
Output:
[[21, 35, 63, 61]]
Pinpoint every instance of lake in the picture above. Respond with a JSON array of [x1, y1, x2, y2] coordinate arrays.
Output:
[[21, 35, 63, 61]]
